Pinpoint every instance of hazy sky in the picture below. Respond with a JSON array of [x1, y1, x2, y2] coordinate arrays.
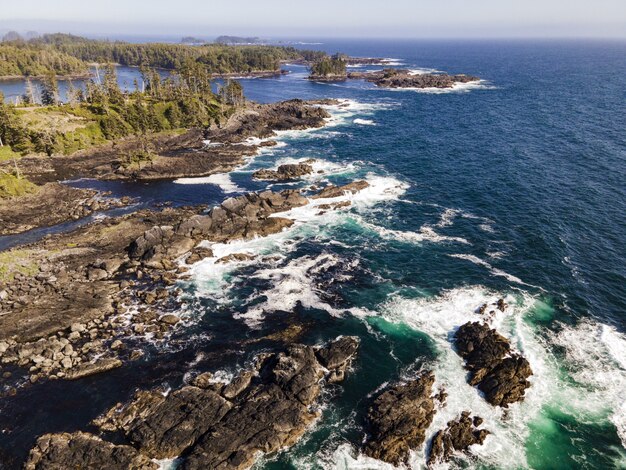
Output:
[[2, 0, 626, 38]]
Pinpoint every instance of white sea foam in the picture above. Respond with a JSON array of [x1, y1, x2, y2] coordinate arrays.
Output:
[[174, 173, 242, 193], [318, 99, 397, 129], [449, 253, 527, 285], [358, 219, 470, 246], [237, 253, 353, 324], [407, 67, 442, 75], [550, 320, 626, 449], [155, 458, 181, 470], [351, 287, 550, 469], [202, 139, 224, 148], [386, 80, 494, 94], [353, 118, 376, 126]]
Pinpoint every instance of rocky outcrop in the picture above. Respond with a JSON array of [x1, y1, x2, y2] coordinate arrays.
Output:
[[312, 180, 369, 199], [0, 182, 130, 236], [347, 69, 480, 89], [24, 337, 360, 469], [364, 371, 438, 465], [427, 412, 490, 466], [454, 322, 532, 407], [24, 432, 157, 470], [252, 161, 315, 180]]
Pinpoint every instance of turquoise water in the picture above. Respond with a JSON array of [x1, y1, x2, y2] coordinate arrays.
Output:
[[1, 40, 626, 469]]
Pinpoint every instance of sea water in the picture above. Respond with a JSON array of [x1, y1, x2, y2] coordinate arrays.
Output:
[[1, 39, 625, 469]]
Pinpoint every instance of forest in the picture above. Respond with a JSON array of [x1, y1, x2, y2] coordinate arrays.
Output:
[[309, 53, 347, 78], [0, 34, 327, 77], [0, 44, 88, 77], [0, 62, 244, 158]]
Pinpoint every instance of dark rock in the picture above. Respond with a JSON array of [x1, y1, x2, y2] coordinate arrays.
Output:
[[364, 371, 437, 465], [315, 336, 359, 383], [215, 253, 256, 264], [348, 69, 480, 89], [427, 412, 490, 465], [454, 322, 532, 407], [24, 432, 157, 470], [312, 180, 369, 199], [128, 387, 232, 459], [253, 162, 315, 181], [87, 337, 359, 469]]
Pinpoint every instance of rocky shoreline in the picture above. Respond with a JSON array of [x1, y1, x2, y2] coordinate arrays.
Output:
[[348, 69, 480, 89], [0, 85, 538, 469], [0, 99, 334, 241]]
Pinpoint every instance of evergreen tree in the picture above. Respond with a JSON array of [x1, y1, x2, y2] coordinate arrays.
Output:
[[40, 72, 59, 105]]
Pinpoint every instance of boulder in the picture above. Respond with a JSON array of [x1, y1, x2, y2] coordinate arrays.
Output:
[[364, 371, 437, 465], [454, 322, 532, 407], [87, 337, 359, 469], [252, 163, 314, 181], [64, 358, 122, 380], [427, 412, 490, 465], [312, 181, 370, 199]]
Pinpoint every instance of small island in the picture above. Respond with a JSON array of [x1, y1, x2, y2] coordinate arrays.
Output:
[[347, 68, 480, 89], [308, 53, 348, 81]]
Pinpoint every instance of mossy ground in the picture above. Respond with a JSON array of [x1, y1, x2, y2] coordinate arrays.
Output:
[[0, 249, 39, 282], [0, 172, 38, 198]]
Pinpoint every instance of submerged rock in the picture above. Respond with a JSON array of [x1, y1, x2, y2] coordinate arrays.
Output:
[[454, 322, 532, 407], [364, 371, 437, 465], [427, 411, 490, 465]]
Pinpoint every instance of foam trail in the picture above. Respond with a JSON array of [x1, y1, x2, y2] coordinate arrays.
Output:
[[174, 173, 242, 193], [238, 253, 352, 324], [550, 320, 626, 449], [449, 253, 526, 285], [386, 80, 495, 94], [354, 118, 376, 126]]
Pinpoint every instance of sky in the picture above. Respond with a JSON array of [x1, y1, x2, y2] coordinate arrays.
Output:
[[1, 0, 625, 39]]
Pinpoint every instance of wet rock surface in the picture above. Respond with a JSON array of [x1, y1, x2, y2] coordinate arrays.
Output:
[[0, 182, 130, 235], [348, 69, 480, 89], [27, 338, 359, 469], [454, 321, 533, 407], [427, 411, 490, 466], [0, 181, 369, 392], [252, 161, 315, 180], [363, 371, 438, 465], [24, 432, 157, 470]]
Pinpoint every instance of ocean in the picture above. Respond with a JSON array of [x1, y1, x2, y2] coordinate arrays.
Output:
[[1, 39, 626, 469]]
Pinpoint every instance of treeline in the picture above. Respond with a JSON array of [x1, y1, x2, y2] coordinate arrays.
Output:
[[26, 34, 326, 74], [0, 62, 242, 156], [309, 53, 347, 77], [0, 44, 88, 77]]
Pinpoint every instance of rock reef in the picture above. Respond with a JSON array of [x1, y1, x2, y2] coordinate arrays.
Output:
[[27, 337, 359, 469], [427, 412, 490, 466], [348, 69, 480, 89], [364, 371, 439, 465], [454, 321, 533, 407], [252, 160, 316, 180]]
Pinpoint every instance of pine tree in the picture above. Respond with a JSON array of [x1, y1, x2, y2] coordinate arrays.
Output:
[[40, 72, 59, 105]]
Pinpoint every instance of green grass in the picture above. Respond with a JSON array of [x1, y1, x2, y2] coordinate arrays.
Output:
[[0, 249, 39, 282], [0, 146, 21, 162], [0, 172, 38, 198]]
